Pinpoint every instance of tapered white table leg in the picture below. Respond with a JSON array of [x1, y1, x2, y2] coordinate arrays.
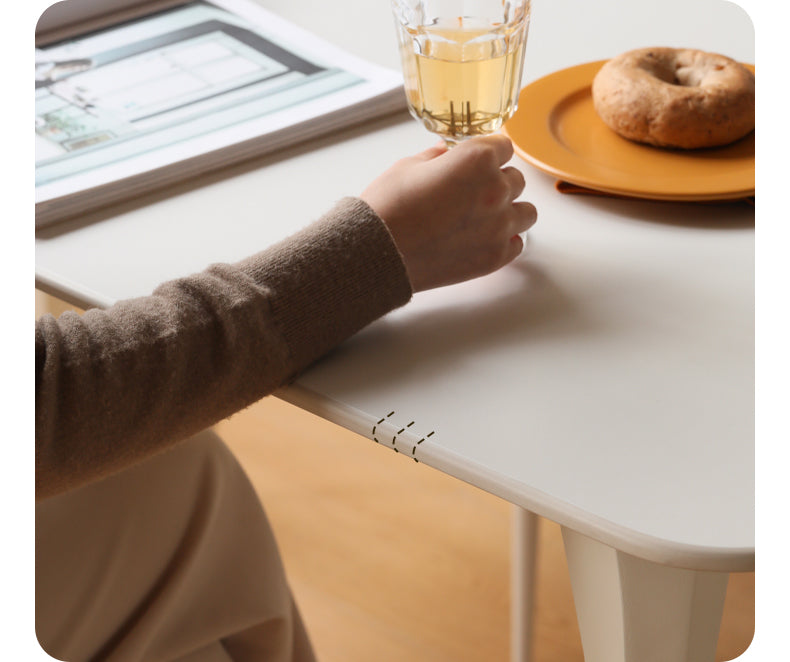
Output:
[[511, 506, 538, 662], [561, 527, 728, 662]]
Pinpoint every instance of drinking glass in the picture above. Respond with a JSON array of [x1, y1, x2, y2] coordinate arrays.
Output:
[[390, 0, 531, 146]]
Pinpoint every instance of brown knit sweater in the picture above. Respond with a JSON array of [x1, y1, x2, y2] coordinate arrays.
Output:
[[35, 198, 413, 500]]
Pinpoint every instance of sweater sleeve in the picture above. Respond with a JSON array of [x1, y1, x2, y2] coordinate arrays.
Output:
[[35, 197, 413, 500]]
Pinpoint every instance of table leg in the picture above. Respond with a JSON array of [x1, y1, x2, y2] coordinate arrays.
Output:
[[561, 527, 728, 662], [511, 506, 538, 662]]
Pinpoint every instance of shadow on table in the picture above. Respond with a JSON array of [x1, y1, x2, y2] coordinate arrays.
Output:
[[307, 257, 594, 393], [557, 194, 755, 231]]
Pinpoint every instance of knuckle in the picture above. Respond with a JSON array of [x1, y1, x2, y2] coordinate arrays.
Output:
[[495, 134, 515, 158], [466, 141, 500, 169], [513, 168, 526, 190], [480, 179, 509, 209]]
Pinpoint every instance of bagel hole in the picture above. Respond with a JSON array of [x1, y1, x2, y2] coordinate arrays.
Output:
[[641, 58, 701, 86], [657, 67, 683, 85], [673, 66, 704, 87]]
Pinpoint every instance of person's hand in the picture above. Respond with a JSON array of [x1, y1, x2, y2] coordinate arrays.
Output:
[[360, 134, 537, 292]]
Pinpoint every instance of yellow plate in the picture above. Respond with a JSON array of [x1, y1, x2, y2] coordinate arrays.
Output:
[[503, 60, 755, 201]]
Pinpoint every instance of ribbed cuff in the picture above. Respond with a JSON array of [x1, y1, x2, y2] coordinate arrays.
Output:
[[235, 197, 413, 374]]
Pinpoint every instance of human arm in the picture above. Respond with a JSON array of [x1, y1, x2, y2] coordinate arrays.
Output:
[[35, 136, 537, 500], [36, 199, 409, 499]]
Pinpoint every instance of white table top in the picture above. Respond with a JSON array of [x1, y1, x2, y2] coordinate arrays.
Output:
[[35, 0, 755, 572]]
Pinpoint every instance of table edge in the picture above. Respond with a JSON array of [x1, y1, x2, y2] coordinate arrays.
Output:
[[277, 383, 755, 573]]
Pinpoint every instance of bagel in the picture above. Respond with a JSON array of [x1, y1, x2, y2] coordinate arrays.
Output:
[[591, 47, 755, 149]]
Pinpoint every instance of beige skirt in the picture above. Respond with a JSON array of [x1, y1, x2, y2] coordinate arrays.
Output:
[[36, 429, 316, 662]]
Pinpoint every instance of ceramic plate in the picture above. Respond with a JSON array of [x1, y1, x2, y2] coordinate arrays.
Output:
[[503, 60, 755, 201]]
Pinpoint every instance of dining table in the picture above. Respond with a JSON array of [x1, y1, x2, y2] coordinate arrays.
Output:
[[34, 0, 756, 660]]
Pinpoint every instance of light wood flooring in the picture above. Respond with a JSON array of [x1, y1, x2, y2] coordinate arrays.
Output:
[[36, 291, 754, 661]]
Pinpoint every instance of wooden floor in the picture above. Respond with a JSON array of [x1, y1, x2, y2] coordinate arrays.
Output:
[[37, 291, 754, 661]]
